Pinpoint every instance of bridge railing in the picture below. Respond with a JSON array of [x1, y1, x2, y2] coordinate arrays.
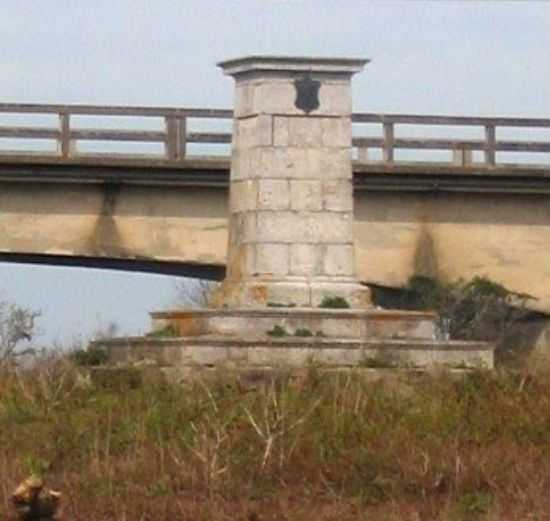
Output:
[[0, 103, 233, 161], [0, 103, 549, 168], [352, 113, 550, 167]]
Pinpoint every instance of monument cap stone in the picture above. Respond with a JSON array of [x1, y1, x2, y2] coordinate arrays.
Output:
[[218, 55, 370, 77]]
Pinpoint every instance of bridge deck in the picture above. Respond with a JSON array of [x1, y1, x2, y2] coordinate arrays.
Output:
[[0, 154, 549, 195]]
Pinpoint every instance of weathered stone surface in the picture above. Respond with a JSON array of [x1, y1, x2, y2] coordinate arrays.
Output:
[[256, 243, 289, 276], [230, 180, 258, 212], [103, 335, 495, 370], [290, 244, 322, 276], [323, 179, 353, 211], [321, 117, 352, 148], [234, 114, 272, 148], [256, 211, 353, 243], [311, 281, 371, 308], [323, 244, 355, 276], [257, 179, 290, 210], [290, 180, 323, 211], [232, 79, 352, 118]]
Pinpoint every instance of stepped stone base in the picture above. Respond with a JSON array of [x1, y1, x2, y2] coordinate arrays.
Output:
[[92, 307, 494, 378], [96, 335, 494, 382], [151, 308, 437, 340]]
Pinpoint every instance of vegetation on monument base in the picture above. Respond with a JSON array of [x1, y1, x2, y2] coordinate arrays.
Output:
[[371, 275, 536, 362], [2, 355, 550, 520]]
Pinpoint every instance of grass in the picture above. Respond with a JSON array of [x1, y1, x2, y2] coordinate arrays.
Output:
[[2, 354, 550, 519]]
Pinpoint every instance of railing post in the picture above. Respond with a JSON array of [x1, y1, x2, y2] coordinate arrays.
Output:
[[165, 116, 187, 160], [383, 122, 394, 163], [179, 117, 187, 159], [58, 111, 71, 158], [453, 146, 473, 166], [357, 146, 369, 163], [484, 124, 496, 166]]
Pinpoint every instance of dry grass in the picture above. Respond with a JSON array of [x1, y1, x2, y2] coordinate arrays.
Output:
[[2, 354, 550, 520]]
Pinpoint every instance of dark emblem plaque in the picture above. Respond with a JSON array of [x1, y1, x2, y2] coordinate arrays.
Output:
[[294, 75, 321, 114]]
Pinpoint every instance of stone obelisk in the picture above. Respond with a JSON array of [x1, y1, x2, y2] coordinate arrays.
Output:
[[214, 56, 371, 309]]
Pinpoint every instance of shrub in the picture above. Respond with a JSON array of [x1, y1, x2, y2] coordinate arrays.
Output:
[[70, 344, 109, 367], [318, 296, 350, 309], [266, 325, 288, 337], [294, 328, 313, 337]]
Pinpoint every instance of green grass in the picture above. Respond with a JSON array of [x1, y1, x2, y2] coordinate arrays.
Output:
[[2, 354, 550, 519]]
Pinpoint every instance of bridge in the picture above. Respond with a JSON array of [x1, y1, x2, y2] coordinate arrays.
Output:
[[1, 101, 550, 312]]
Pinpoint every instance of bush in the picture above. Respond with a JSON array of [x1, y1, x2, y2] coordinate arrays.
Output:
[[70, 344, 109, 367], [371, 275, 534, 360], [318, 296, 350, 309]]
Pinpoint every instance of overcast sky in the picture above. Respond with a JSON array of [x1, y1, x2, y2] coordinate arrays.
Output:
[[0, 0, 548, 345]]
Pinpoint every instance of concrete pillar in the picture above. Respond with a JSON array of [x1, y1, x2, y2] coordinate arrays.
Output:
[[215, 56, 371, 308]]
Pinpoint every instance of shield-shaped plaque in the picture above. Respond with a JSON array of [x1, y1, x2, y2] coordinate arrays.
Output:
[[294, 75, 321, 114]]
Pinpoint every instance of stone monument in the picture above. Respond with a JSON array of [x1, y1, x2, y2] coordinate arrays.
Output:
[[213, 56, 370, 309], [97, 56, 495, 375]]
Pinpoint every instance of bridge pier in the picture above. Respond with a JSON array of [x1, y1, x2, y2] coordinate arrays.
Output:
[[213, 56, 371, 308]]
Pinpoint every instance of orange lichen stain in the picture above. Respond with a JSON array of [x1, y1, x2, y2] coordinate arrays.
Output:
[[250, 285, 268, 305]]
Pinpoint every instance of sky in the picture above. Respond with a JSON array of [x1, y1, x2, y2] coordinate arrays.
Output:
[[0, 0, 549, 346]]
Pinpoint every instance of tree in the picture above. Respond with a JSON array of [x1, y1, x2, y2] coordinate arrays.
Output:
[[0, 300, 40, 361], [173, 278, 219, 308]]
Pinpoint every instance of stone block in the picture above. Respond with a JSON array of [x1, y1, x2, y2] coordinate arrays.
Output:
[[256, 243, 290, 276], [319, 148, 352, 179], [230, 180, 258, 212], [257, 179, 290, 210], [263, 281, 311, 307], [322, 180, 353, 211], [234, 114, 272, 148], [182, 345, 229, 366], [256, 211, 353, 244], [287, 117, 323, 147], [290, 244, 322, 276], [226, 243, 256, 279], [234, 79, 352, 118], [321, 117, 352, 148], [290, 180, 322, 211], [227, 213, 256, 244], [311, 281, 371, 308], [273, 117, 289, 147], [323, 244, 355, 276]]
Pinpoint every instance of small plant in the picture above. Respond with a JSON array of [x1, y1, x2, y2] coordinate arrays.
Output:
[[145, 325, 179, 338], [454, 491, 492, 518], [266, 325, 288, 337], [267, 302, 296, 308], [315, 330, 326, 338], [294, 328, 313, 337], [318, 296, 350, 309], [70, 344, 109, 367], [359, 352, 399, 369]]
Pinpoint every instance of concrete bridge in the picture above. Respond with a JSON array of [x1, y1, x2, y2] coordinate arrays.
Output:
[[1, 100, 550, 312]]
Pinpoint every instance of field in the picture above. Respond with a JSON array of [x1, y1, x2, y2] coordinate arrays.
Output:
[[2, 355, 550, 520]]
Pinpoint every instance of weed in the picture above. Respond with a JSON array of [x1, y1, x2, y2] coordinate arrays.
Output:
[[70, 344, 109, 367], [359, 352, 399, 369], [318, 296, 351, 309], [145, 325, 179, 338], [1, 356, 550, 518], [266, 325, 288, 337], [294, 328, 313, 337]]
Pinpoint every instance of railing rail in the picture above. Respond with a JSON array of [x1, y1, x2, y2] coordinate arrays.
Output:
[[352, 112, 550, 167], [0, 103, 549, 169]]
